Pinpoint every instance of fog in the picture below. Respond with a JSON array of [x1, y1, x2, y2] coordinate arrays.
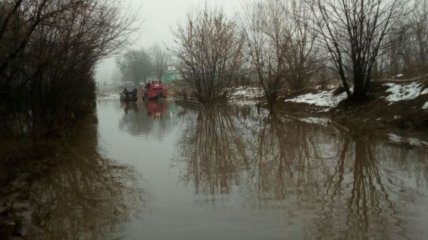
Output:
[[95, 0, 243, 85]]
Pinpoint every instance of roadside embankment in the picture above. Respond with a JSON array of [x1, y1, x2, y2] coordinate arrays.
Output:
[[283, 80, 428, 134]]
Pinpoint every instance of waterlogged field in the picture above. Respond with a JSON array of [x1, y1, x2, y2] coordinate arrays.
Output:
[[24, 99, 428, 239]]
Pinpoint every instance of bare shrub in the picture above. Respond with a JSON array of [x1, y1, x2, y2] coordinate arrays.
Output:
[[174, 6, 244, 104], [149, 44, 169, 81], [306, 0, 405, 101], [0, 0, 134, 137], [241, 0, 319, 104]]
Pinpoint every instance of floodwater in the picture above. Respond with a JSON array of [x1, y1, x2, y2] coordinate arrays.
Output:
[[26, 99, 428, 239]]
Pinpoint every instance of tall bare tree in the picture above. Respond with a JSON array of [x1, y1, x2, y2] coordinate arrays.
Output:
[[149, 44, 169, 81], [242, 0, 318, 104], [174, 6, 244, 103], [412, 0, 428, 71], [306, 0, 405, 101], [285, 0, 319, 91], [375, 0, 428, 77], [242, 0, 290, 103]]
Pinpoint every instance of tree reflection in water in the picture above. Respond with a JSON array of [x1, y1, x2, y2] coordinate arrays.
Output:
[[245, 112, 335, 209], [26, 117, 144, 240], [177, 104, 428, 239], [315, 138, 428, 239], [316, 138, 395, 239], [177, 105, 251, 198]]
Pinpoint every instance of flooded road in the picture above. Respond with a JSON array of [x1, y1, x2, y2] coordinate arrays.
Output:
[[24, 99, 428, 239], [89, 100, 428, 240]]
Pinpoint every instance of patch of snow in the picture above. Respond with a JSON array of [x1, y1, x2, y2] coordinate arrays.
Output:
[[318, 108, 331, 113], [408, 138, 424, 147], [231, 87, 263, 99], [421, 88, 428, 95], [384, 82, 424, 103], [233, 99, 258, 106], [285, 89, 347, 109], [388, 133, 428, 147], [388, 133, 402, 143], [396, 73, 404, 78], [423, 102, 428, 110], [299, 117, 331, 126]]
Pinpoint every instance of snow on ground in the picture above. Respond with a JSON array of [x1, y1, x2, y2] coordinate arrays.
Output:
[[423, 102, 428, 110], [384, 82, 424, 103], [298, 117, 331, 127], [388, 133, 428, 147], [285, 89, 347, 109], [388, 133, 402, 143], [231, 87, 264, 99], [234, 100, 259, 106], [422, 88, 428, 95]]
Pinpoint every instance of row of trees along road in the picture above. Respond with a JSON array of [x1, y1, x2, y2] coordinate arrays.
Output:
[[116, 45, 169, 85], [0, 0, 134, 138], [174, 0, 426, 105]]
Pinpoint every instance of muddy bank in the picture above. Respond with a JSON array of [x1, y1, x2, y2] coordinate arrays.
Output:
[[281, 80, 428, 135], [334, 81, 427, 130]]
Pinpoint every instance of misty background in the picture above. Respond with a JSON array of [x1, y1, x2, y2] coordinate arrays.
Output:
[[95, 0, 242, 85]]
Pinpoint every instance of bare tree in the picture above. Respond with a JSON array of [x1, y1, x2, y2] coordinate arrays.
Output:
[[242, 0, 318, 104], [149, 44, 169, 81], [412, 0, 428, 72], [174, 6, 244, 103], [285, 1, 319, 91], [375, 0, 428, 78], [398, 0, 428, 74], [241, 0, 290, 103], [306, 0, 405, 101], [0, 0, 135, 137]]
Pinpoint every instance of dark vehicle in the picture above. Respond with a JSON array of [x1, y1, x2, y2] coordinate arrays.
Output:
[[120, 87, 138, 102]]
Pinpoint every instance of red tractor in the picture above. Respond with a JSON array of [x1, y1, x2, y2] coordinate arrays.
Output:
[[143, 81, 168, 101]]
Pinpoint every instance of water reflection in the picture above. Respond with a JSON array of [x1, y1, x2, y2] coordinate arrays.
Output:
[[315, 138, 403, 239], [178, 105, 250, 197], [122, 102, 139, 114], [26, 117, 144, 240], [119, 100, 173, 137], [245, 112, 336, 210], [177, 104, 428, 239], [144, 100, 168, 119]]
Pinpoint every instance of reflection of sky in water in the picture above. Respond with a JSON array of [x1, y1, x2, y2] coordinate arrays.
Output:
[[96, 100, 428, 240]]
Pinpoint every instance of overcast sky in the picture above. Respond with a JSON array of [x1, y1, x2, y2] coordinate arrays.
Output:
[[95, 0, 243, 84]]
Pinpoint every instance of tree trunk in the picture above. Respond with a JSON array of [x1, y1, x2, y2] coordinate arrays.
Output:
[[352, 80, 367, 102]]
